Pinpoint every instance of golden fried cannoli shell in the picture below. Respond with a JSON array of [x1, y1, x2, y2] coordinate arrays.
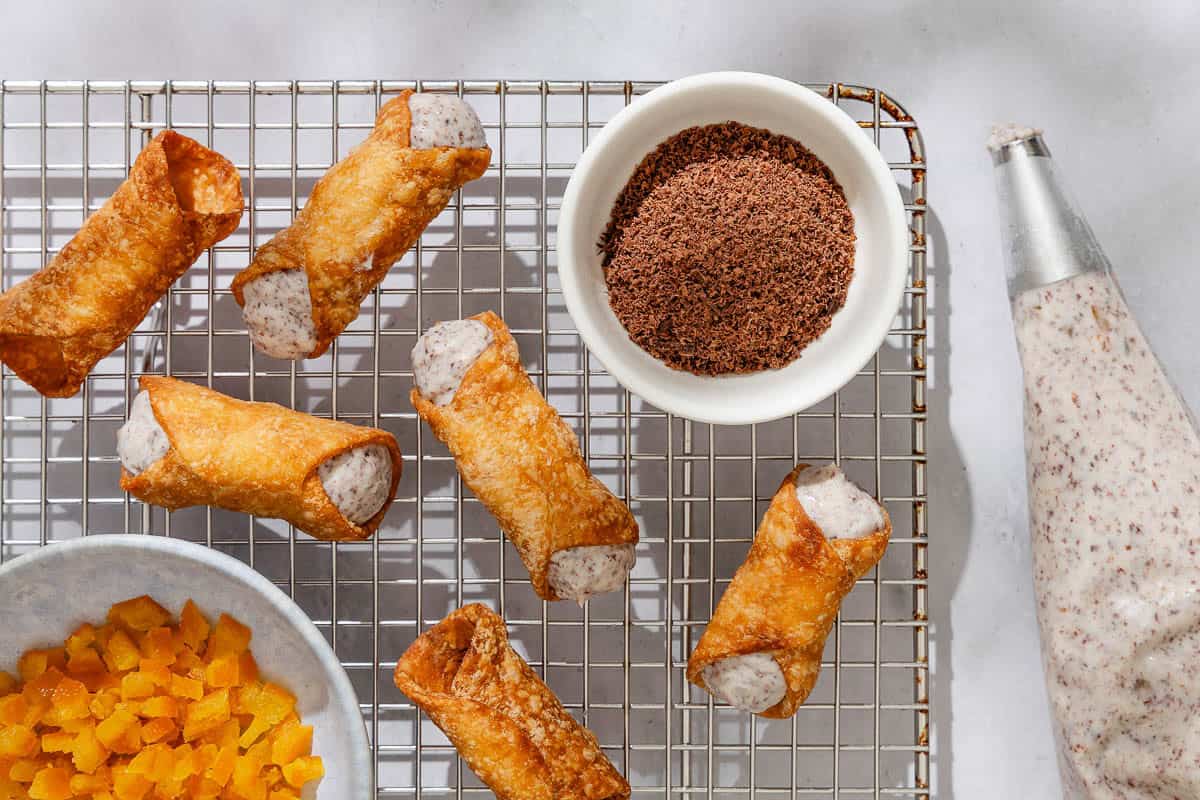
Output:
[[0, 131, 242, 397], [411, 311, 639, 600], [120, 376, 401, 542], [231, 90, 491, 357], [686, 465, 891, 718], [393, 603, 630, 800]]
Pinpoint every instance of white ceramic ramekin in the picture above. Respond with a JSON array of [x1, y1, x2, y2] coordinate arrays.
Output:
[[558, 71, 908, 425], [0, 534, 371, 799]]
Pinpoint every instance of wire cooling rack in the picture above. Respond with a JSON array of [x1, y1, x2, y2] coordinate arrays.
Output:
[[0, 80, 928, 798]]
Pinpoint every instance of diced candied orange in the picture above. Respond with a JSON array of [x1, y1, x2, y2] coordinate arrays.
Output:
[[66, 646, 106, 676], [169, 674, 202, 703], [107, 597, 170, 634], [95, 709, 140, 755], [44, 677, 90, 725], [70, 771, 111, 795], [111, 768, 152, 800], [65, 624, 97, 653], [0, 696, 27, 727], [189, 775, 222, 799], [237, 653, 259, 685], [242, 683, 294, 726], [102, 630, 140, 673], [0, 674, 15, 698], [138, 696, 177, 720], [21, 668, 63, 708], [280, 755, 323, 788], [182, 690, 229, 743], [231, 753, 268, 800], [136, 661, 171, 690], [18, 650, 65, 684], [268, 790, 300, 800], [170, 743, 198, 781], [179, 601, 210, 652], [205, 745, 237, 787], [204, 655, 239, 690], [71, 725, 108, 774], [137, 628, 178, 666], [27, 765, 72, 800], [174, 648, 203, 680], [0, 725, 38, 758], [140, 717, 177, 745], [119, 673, 156, 702], [39, 731, 73, 753], [205, 615, 251, 661], [7, 757, 40, 782], [199, 719, 239, 750], [269, 725, 311, 767], [90, 689, 120, 721]]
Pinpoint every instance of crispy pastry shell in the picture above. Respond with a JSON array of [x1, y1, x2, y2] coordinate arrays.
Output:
[[120, 376, 401, 542], [231, 90, 491, 357], [686, 465, 891, 718], [411, 311, 639, 600], [0, 131, 242, 397], [394, 603, 630, 800]]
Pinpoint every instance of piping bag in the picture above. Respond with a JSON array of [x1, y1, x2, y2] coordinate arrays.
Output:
[[993, 126, 1200, 798]]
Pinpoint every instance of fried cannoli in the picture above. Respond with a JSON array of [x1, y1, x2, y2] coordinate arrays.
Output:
[[117, 376, 401, 541], [687, 464, 891, 718], [0, 131, 242, 397], [410, 312, 638, 603], [232, 91, 491, 360], [394, 603, 630, 800]]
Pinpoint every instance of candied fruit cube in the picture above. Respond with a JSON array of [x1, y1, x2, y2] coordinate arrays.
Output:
[[119, 673, 156, 702], [102, 630, 140, 673], [95, 709, 140, 755], [72, 725, 108, 774], [280, 756, 323, 788], [111, 768, 152, 800], [107, 597, 170, 633], [238, 652, 259, 685], [39, 731, 73, 753], [170, 674, 202, 702], [18, 650, 65, 684], [205, 615, 251, 661], [182, 690, 229, 743], [27, 765, 72, 800], [245, 683, 294, 725], [140, 718, 176, 744], [204, 655, 239, 690], [90, 689, 120, 721], [270, 726, 311, 766], [0, 696, 27, 726], [199, 719, 239, 750], [66, 647, 106, 676], [179, 601, 210, 652], [205, 745, 236, 787], [138, 696, 177, 719], [269, 790, 300, 800], [70, 771, 111, 794], [44, 677, 90, 724], [66, 624, 97, 654], [0, 725, 38, 758], [8, 758, 40, 782], [0, 674, 17, 697], [138, 628, 178, 666]]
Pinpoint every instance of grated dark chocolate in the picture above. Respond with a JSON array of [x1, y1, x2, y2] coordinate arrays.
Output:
[[599, 121, 855, 376]]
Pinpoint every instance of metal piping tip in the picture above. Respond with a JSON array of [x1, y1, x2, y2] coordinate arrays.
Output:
[[991, 127, 1109, 297], [988, 124, 1048, 164]]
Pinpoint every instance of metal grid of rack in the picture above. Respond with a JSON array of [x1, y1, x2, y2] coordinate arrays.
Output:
[[0, 79, 928, 798]]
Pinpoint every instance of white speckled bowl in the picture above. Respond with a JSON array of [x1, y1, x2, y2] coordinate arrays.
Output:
[[0, 535, 371, 800], [558, 71, 908, 425]]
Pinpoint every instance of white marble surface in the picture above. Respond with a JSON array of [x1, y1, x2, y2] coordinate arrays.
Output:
[[7, 1, 1200, 796]]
